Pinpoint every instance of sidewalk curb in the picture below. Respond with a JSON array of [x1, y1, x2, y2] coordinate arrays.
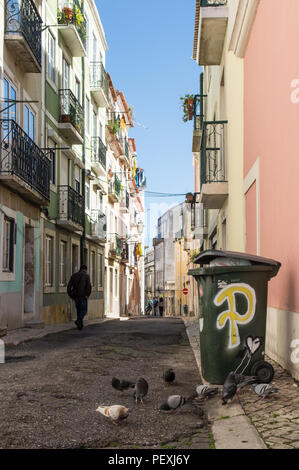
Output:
[[183, 318, 267, 449], [3, 318, 113, 348]]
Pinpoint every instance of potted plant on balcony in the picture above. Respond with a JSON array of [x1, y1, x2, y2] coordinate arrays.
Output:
[[108, 119, 120, 135], [180, 93, 195, 122]]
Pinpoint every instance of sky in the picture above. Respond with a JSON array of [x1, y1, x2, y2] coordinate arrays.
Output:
[[96, 0, 202, 247]]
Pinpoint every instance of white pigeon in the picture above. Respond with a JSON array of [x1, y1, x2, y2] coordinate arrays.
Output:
[[253, 383, 278, 398], [96, 405, 129, 425], [196, 384, 218, 399]]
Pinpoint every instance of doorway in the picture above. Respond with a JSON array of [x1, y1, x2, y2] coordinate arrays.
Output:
[[24, 225, 35, 314]]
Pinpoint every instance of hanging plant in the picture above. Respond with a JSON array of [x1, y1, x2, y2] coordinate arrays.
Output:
[[108, 119, 120, 135], [180, 94, 195, 122]]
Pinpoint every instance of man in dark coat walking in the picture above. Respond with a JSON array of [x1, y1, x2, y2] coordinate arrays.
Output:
[[67, 265, 92, 330]]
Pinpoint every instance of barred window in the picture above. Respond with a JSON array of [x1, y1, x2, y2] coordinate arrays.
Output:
[[2, 217, 15, 273]]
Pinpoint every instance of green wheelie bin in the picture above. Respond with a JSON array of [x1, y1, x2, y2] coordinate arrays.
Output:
[[188, 250, 281, 385]]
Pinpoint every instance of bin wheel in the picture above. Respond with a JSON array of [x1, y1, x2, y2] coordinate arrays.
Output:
[[250, 360, 274, 383]]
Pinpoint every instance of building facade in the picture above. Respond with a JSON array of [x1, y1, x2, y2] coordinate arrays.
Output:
[[191, 0, 299, 380], [0, 0, 145, 330]]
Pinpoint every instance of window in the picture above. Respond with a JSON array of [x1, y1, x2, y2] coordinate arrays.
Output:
[[91, 251, 96, 286], [24, 105, 35, 141], [85, 96, 90, 135], [3, 78, 16, 121], [75, 178, 80, 194], [85, 185, 90, 210], [48, 139, 56, 185], [2, 217, 15, 272], [93, 110, 97, 137], [115, 269, 118, 297], [59, 241, 67, 286], [47, 31, 56, 84], [45, 235, 54, 286], [62, 56, 70, 90], [75, 78, 81, 103], [98, 253, 103, 287]]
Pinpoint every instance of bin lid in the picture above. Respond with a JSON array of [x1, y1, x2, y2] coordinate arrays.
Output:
[[193, 250, 281, 277]]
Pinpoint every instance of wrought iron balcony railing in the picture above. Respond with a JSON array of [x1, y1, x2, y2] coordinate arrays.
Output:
[[121, 242, 129, 262], [59, 89, 84, 136], [90, 62, 109, 98], [57, 0, 87, 49], [5, 0, 42, 66], [200, 0, 227, 6], [109, 234, 123, 257], [58, 185, 83, 226], [91, 137, 106, 169], [91, 209, 106, 239], [0, 119, 50, 201], [200, 121, 227, 185], [120, 190, 129, 210], [109, 175, 121, 198]]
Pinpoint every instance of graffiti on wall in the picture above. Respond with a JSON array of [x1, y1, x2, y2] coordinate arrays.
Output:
[[214, 283, 256, 349]]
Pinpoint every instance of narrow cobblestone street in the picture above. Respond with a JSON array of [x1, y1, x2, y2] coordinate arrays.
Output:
[[0, 318, 212, 449]]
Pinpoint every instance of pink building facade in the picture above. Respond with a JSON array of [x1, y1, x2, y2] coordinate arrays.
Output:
[[244, 0, 299, 378]]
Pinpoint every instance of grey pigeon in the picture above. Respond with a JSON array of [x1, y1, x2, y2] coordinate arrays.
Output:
[[134, 377, 148, 404], [163, 368, 175, 385], [196, 384, 218, 399], [222, 372, 237, 405], [234, 373, 258, 391], [159, 395, 186, 412], [112, 377, 135, 393], [253, 383, 278, 398]]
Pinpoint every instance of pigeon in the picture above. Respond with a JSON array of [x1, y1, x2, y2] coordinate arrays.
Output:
[[234, 373, 258, 392], [134, 377, 148, 404], [253, 383, 278, 398], [159, 395, 186, 413], [163, 368, 175, 385], [112, 377, 135, 394], [96, 405, 129, 425], [222, 372, 238, 405], [196, 384, 218, 399]]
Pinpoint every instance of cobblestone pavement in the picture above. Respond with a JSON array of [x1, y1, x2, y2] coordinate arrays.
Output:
[[0, 318, 212, 449], [184, 318, 299, 450]]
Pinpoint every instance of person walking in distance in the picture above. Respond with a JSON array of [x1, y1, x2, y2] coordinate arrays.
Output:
[[67, 264, 91, 330], [153, 297, 159, 317], [159, 295, 164, 317]]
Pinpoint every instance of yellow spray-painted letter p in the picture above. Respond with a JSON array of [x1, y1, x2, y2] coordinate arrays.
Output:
[[215, 283, 256, 349]]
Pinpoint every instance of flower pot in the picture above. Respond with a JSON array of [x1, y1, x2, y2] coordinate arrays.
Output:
[[187, 98, 194, 120], [61, 115, 71, 123]]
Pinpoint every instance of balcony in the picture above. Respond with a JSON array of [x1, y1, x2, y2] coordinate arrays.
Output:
[[91, 137, 106, 176], [4, 0, 42, 73], [195, 0, 228, 65], [105, 114, 123, 157], [57, 0, 87, 57], [108, 175, 121, 203], [121, 242, 129, 264], [0, 119, 50, 205], [200, 120, 228, 209], [118, 138, 129, 164], [57, 185, 83, 232], [90, 210, 106, 242], [90, 62, 109, 108], [120, 190, 129, 212], [192, 205, 208, 240], [109, 234, 123, 259], [59, 89, 84, 144], [192, 93, 205, 152]]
